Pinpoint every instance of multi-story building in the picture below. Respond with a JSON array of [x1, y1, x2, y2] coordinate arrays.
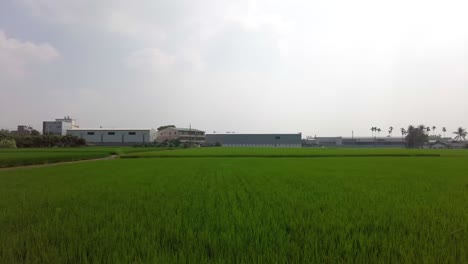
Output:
[[43, 116, 78, 135], [156, 127, 206, 144], [67, 128, 157, 145], [12, 125, 34, 135], [205, 133, 302, 147]]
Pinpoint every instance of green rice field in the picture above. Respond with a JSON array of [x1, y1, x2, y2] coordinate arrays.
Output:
[[1, 148, 468, 263], [122, 147, 468, 158]]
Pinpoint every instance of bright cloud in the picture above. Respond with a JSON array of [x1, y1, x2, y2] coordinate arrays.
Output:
[[0, 30, 59, 77], [125, 48, 176, 72], [1, 0, 468, 135]]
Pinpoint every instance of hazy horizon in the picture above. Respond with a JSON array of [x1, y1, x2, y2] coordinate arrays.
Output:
[[1, 0, 467, 137]]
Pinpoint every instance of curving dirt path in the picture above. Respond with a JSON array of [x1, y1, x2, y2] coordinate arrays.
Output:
[[0, 155, 118, 171]]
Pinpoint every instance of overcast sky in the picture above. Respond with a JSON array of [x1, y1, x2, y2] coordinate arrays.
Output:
[[1, 0, 467, 137]]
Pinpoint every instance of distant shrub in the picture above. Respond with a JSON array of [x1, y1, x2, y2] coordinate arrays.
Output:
[[0, 138, 17, 148], [201, 142, 222, 147], [76, 138, 87, 146], [0, 133, 85, 148], [132, 143, 160, 148], [154, 139, 181, 148]]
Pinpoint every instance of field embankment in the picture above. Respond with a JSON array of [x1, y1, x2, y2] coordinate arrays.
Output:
[[0, 147, 166, 168]]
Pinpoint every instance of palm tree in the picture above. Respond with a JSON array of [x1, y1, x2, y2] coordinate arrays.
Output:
[[377, 128, 381, 137], [432, 126, 436, 136], [407, 125, 416, 147], [371, 127, 377, 138], [400, 128, 407, 140], [453, 127, 467, 141], [442, 127, 447, 138], [416, 125, 425, 137], [388, 126, 393, 137], [426, 127, 431, 134]]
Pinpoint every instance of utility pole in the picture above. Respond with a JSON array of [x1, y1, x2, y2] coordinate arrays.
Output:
[[189, 123, 192, 147]]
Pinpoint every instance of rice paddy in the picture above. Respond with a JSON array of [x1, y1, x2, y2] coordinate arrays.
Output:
[[1, 148, 467, 263]]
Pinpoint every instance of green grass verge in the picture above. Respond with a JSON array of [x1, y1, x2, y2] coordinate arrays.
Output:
[[0, 147, 168, 168], [0, 151, 110, 168], [1, 157, 467, 263]]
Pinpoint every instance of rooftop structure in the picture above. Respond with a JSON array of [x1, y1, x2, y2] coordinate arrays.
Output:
[[11, 125, 34, 135]]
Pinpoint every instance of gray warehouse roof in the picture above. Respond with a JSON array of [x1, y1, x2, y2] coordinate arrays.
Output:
[[68, 128, 154, 131]]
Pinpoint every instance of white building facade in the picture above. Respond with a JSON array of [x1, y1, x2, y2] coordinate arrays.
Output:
[[43, 116, 78, 135], [67, 128, 157, 145]]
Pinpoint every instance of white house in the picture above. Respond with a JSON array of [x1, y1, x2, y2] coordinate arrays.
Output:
[[428, 141, 449, 149], [156, 127, 205, 144]]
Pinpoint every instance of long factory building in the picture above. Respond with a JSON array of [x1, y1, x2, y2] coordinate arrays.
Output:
[[205, 133, 303, 148], [67, 128, 157, 145]]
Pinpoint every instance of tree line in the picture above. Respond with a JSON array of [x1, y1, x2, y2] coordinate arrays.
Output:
[[370, 125, 467, 148], [371, 126, 466, 139], [0, 130, 86, 148]]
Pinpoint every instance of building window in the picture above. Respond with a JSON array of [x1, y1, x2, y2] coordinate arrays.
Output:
[[275, 136, 281, 140], [108, 132, 115, 135], [87, 132, 95, 135], [128, 132, 136, 135]]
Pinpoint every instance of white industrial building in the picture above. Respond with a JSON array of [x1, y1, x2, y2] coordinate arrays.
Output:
[[43, 116, 78, 135], [67, 128, 157, 145]]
